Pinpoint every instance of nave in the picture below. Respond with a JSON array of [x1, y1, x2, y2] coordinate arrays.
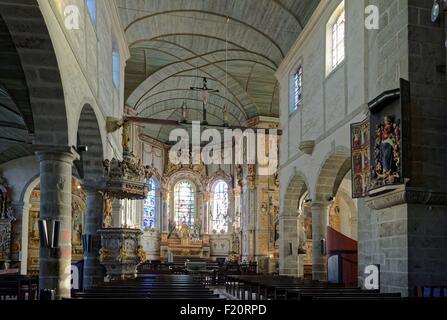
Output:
[[1, 0, 447, 304]]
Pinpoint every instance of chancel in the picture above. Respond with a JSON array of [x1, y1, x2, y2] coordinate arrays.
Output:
[[0, 0, 446, 304]]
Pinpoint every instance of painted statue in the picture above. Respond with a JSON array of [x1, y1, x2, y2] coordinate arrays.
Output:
[[232, 232, 240, 254], [380, 115, 400, 173], [103, 194, 113, 228], [371, 115, 401, 188], [72, 223, 82, 246], [297, 212, 307, 255]]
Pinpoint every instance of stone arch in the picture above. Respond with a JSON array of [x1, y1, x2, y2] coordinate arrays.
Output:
[[166, 169, 205, 193], [282, 172, 309, 218], [314, 146, 351, 202], [75, 104, 105, 184], [0, 1, 69, 146], [206, 170, 233, 193], [74, 103, 105, 288], [16, 173, 40, 274], [279, 171, 309, 276], [20, 173, 40, 205]]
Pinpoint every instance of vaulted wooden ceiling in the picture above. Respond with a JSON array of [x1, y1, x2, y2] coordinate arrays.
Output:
[[117, 0, 320, 142]]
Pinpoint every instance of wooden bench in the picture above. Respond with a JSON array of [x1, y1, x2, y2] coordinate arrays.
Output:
[[0, 274, 38, 300], [225, 274, 402, 301], [71, 274, 224, 300]]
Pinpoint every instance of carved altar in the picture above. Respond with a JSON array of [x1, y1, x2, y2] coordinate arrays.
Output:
[[98, 228, 144, 280], [160, 224, 210, 259]]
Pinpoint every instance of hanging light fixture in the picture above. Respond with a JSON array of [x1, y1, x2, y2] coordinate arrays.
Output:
[[180, 100, 188, 123]]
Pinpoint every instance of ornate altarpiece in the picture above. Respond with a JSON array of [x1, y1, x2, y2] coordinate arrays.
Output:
[[0, 176, 14, 267], [351, 79, 410, 198], [160, 161, 210, 259], [27, 179, 86, 274]]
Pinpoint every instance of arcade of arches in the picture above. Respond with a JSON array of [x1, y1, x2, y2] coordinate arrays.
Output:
[[0, 0, 446, 300]]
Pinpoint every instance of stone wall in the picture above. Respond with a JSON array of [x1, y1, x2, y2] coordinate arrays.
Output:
[[358, 0, 447, 296], [358, 198, 409, 294], [0, 0, 130, 281], [276, 0, 447, 294], [37, 0, 129, 157]]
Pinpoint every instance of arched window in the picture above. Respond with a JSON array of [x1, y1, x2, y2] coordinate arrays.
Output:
[[143, 178, 157, 231], [212, 181, 229, 233], [331, 9, 345, 70], [326, 1, 345, 75], [112, 48, 120, 89], [86, 0, 96, 26], [292, 65, 303, 112], [174, 180, 195, 227]]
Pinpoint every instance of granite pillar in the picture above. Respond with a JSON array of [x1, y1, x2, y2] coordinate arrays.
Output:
[[311, 202, 330, 281], [35, 146, 78, 299], [82, 185, 104, 288]]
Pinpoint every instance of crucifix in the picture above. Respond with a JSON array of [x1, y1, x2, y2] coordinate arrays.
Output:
[[190, 77, 219, 125]]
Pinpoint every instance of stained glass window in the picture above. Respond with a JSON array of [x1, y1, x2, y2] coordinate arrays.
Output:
[[174, 180, 195, 228], [143, 178, 156, 231], [293, 65, 303, 112], [331, 9, 345, 70], [212, 181, 229, 233]]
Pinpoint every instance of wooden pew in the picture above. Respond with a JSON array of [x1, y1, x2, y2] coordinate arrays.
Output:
[[225, 274, 402, 301], [71, 274, 224, 300], [0, 274, 38, 300]]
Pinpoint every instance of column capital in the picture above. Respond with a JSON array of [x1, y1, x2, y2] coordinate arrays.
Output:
[[34, 145, 80, 162]]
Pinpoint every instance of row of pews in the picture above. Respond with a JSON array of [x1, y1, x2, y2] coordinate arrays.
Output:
[[71, 274, 224, 300], [0, 274, 38, 300], [225, 275, 402, 301]]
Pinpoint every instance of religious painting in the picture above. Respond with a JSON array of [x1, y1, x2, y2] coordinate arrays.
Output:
[[368, 79, 408, 192], [351, 119, 370, 198], [351, 79, 409, 198]]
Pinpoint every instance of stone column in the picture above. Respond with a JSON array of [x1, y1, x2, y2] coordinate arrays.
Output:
[[155, 188, 162, 231], [228, 189, 235, 234], [203, 191, 210, 234], [296, 209, 306, 278], [35, 146, 78, 299], [82, 185, 104, 289], [311, 202, 330, 281], [160, 189, 170, 233], [12, 202, 32, 275], [278, 214, 298, 276]]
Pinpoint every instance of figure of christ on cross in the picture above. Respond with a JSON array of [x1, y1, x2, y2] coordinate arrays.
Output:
[[190, 77, 219, 125]]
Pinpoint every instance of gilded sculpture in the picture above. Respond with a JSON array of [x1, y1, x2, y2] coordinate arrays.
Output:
[[99, 247, 109, 262], [136, 245, 146, 263]]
